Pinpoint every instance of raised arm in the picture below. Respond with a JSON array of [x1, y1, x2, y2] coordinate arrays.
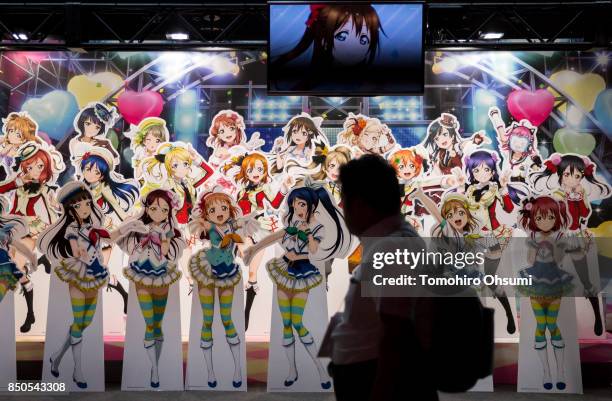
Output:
[[410, 186, 443, 224], [488, 106, 507, 144]]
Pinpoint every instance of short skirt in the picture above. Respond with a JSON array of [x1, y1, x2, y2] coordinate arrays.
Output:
[[189, 248, 241, 289], [517, 261, 574, 298], [55, 258, 109, 292], [266, 256, 322, 293], [123, 259, 182, 288]]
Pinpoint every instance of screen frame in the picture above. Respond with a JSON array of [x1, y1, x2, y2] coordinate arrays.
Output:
[[267, 1, 425, 97]]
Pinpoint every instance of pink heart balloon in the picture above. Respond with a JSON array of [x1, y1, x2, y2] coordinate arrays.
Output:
[[117, 90, 164, 125], [506, 89, 554, 127]]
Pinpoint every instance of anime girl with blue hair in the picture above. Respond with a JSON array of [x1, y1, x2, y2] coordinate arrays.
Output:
[[243, 182, 352, 389], [76, 146, 139, 228]]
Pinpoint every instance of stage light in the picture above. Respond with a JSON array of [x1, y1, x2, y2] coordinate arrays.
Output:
[[475, 89, 497, 106], [596, 52, 609, 67], [166, 32, 189, 41], [490, 52, 514, 76], [481, 32, 504, 40], [12, 33, 28, 41]]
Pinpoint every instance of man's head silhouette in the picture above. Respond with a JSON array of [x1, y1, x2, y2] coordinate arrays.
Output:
[[339, 154, 401, 236]]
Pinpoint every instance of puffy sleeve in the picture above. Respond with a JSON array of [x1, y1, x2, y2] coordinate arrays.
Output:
[[64, 224, 78, 241]]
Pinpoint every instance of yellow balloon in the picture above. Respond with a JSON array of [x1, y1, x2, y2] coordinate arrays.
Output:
[[548, 70, 606, 114], [67, 72, 124, 108], [590, 221, 612, 259]]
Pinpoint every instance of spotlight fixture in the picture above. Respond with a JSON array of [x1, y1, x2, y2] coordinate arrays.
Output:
[[480, 32, 504, 40], [166, 32, 189, 41], [11, 32, 28, 41]]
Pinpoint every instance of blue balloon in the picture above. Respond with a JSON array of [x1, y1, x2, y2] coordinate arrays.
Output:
[[594, 89, 612, 138], [21, 90, 79, 141]]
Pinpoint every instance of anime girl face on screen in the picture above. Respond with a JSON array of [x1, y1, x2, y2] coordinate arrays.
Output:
[[269, 3, 424, 94]]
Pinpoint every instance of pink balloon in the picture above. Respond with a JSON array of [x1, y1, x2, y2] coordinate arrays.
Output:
[[506, 89, 554, 127], [117, 90, 164, 125]]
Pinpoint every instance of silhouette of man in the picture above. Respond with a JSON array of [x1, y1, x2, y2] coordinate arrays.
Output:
[[326, 155, 438, 401]]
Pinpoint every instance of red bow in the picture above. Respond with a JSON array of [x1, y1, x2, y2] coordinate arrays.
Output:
[[584, 163, 594, 177], [306, 4, 326, 27], [82, 152, 91, 160], [352, 118, 367, 136], [544, 160, 557, 173], [88, 228, 110, 247]]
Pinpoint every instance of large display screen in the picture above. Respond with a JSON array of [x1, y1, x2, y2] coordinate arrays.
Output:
[[268, 2, 424, 95]]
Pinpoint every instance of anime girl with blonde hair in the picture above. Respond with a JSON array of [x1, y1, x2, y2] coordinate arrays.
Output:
[[338, 113, 397, 157], [142, 142, 214, 225]]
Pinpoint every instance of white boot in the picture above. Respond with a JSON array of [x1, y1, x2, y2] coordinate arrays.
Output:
[[301, 334, 331, 390], [70, 336, 87, 389], [282, 339, 298, 387], [154, 337, 164, 365], [536, 346, 552, 390], [200, 340, 216, 388], [145, 340, 159, 388], [227, 336, 242, 388], [552, 345, 566, 390], [50, 331, 71, 377]]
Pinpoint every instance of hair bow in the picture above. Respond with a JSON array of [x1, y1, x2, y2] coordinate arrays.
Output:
[[306, 4, 326, 27], [351, 118, 367, 136], [584, 163, 594, 177], [544, 160, 557, 173]]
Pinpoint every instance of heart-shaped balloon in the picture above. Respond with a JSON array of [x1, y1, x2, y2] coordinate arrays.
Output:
[[506, 89, 554, 126], [68, 72, 124, 109], [21, 90, 79, 141], [549, 70, 606, 113], [590, 221, 612, 259], [552, 127, 596, 156], [594, 89, 612, 137], [117, 90, 164, 125]]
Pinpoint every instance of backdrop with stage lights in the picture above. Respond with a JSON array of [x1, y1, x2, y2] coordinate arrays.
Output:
[[1, 50, 612, 320], [2, 51, 610, 216]]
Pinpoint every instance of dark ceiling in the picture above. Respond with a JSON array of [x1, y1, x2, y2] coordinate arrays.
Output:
[[0, 1, 609, 50]]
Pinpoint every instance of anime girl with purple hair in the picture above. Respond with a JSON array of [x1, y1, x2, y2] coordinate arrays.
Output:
[[460, 149, 528, 334]]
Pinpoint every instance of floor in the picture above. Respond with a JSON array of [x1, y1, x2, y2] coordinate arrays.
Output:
[[0, 385, 611, 401]]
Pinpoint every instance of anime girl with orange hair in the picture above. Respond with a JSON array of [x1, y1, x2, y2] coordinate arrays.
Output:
[[0, 112, 42, 180], [222, 152, 294, 329], [207, 110, 264, 168], [188, 190, 258, 389], [388, 147, 462, 232]]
